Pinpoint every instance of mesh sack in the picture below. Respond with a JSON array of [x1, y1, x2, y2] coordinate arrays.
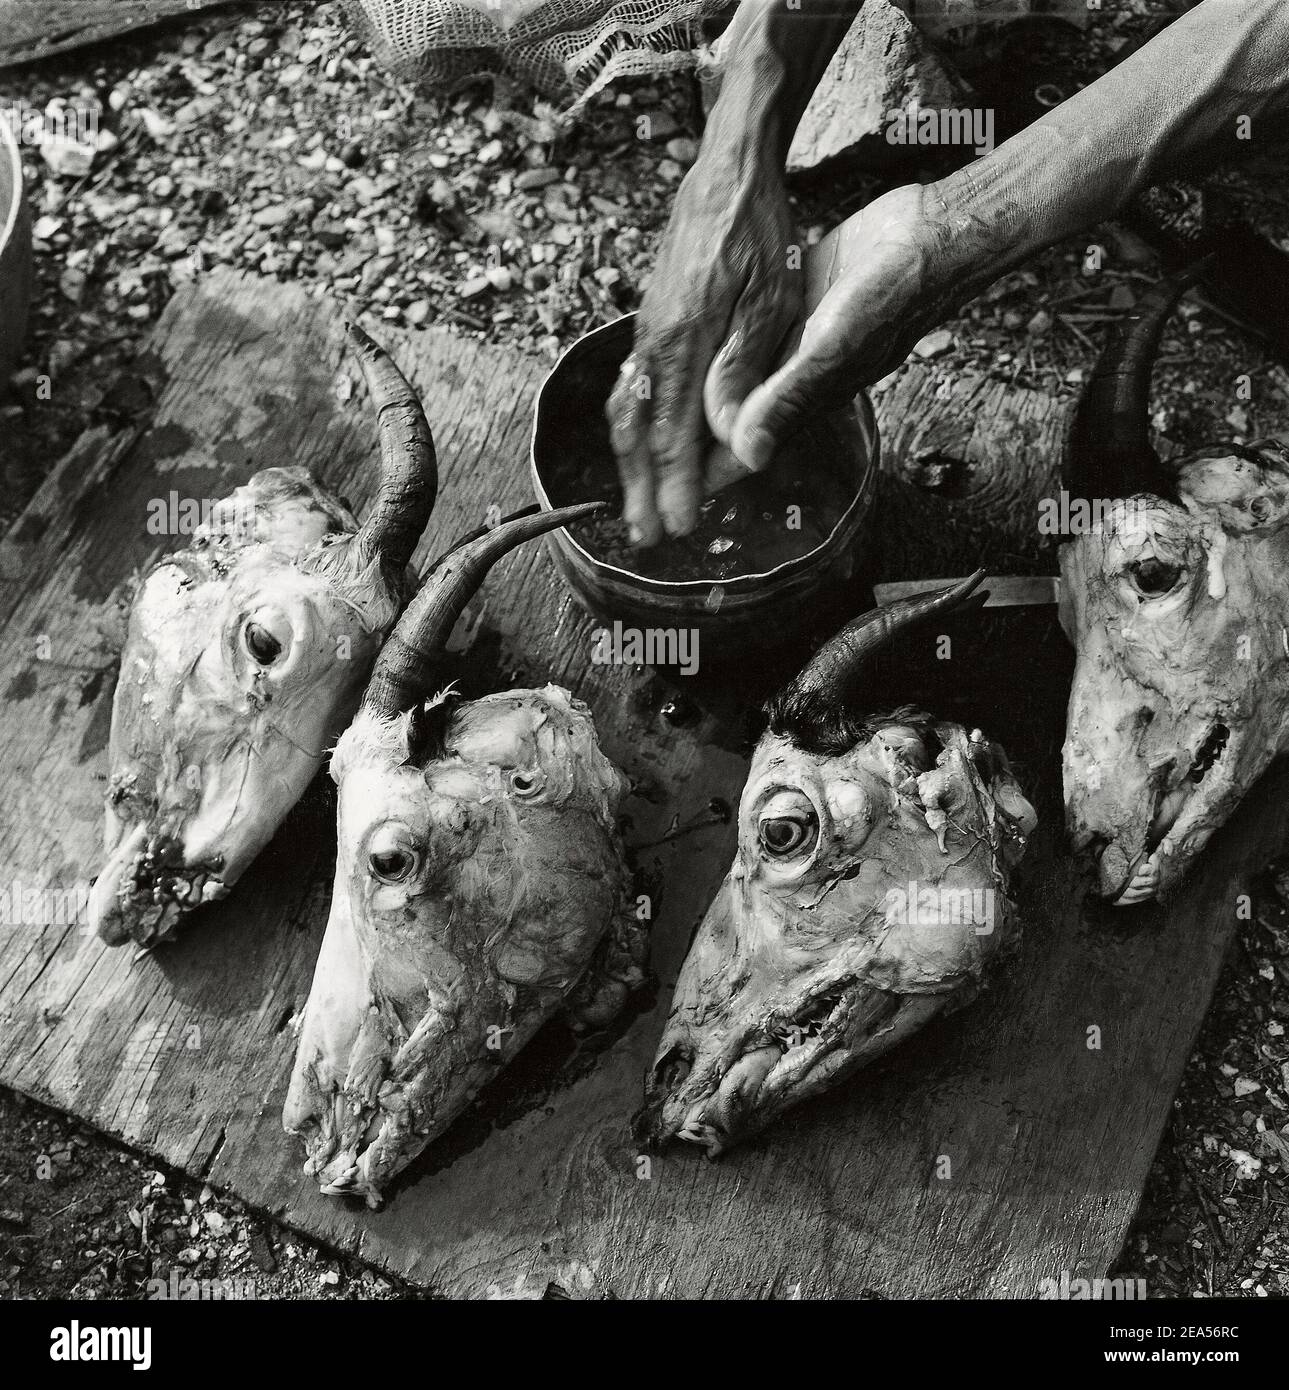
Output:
[[342, 0, 729, 115]]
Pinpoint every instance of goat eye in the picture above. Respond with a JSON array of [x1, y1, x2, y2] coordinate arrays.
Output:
[[1129, 558, 1182, 596], [761, 817, 813, 854], [758, 790, 819, 858], [509, 769, 543, 797], [244, 620, 285, 665], [367, 826, 419, 884]]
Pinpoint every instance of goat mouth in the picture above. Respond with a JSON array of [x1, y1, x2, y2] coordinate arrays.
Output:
[[1115, 721, 1231, 906], [674, 980, 899, 1156], [91, 827, 228, 945]]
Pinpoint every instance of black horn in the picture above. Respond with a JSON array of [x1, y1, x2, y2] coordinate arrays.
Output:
[[348, 323, 439, 574], [362, 502, 608, 719], [1065, 268, 1205, 506], [767, 571, 988, 755]]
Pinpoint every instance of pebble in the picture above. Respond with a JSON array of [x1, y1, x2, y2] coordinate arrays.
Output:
[[138, 108, 173, 142], [913, 328, 954, 358], [515, 167, 560, 191], [406, 299, 431, 325], [1027, 309, 1053, 335], [657, 159, 684, 182], [148, 175, 175, 199], [485, 265, 513, 291], [644, 111, 680, 140], [460, 275, 490, 298], [664, 137, 699, 165], [40, 135, 95, 178], [252, 204, 292, 228]]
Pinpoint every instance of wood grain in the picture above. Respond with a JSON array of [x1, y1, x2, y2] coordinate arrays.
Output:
[[0, 267, 1282, 1299], [0, 2, 238, 69]]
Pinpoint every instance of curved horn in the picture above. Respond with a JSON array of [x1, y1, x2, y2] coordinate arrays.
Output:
[[1064, 268, 1204, 505], [347, 323, 438, 573], [767, 570, 987, 752], [362, 502, 608, 719]]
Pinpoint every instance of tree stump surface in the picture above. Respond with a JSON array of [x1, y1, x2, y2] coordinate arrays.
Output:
[[0, 268, 1279, 1299]]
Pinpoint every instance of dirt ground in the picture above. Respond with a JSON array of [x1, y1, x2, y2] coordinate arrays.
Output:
[[0, 0, 1286, 1300]]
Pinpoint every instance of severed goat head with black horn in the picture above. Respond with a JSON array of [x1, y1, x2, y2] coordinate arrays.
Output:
[[1060, 270, 1289, 904], [641, 575, 1036, 1156], [284, 502, 647, 1206], [90, 326, 438, 947]]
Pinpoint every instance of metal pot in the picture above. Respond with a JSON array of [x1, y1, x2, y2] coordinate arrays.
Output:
[[0, 114, 32, 382], [530, 313, 878, 660]]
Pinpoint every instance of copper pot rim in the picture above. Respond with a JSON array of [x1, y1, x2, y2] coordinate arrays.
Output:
[[0, 118, 22, 260], [529, 314, 880, 596]]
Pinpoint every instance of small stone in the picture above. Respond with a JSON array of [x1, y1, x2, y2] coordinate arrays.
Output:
[[477, 139, 504, 164], [657, 159, 683, 181], [460, 275, 489, 298], [349, 176, 379, 205], [127, 304, 152, 321], [1226, 405, 1249, 433], [643, 111, 680, 140], [253, 203, 292, 228], [314, 221, 348, 250], [320, 1269, 340, 1286], [664, 137, 700, 165], [32, 215, 63, 241], [40, 135, 94, 178], [484, 265, 512, 291], [913, 328, 953, 359], [406, 299, 431, 326], [515, 167, 560, 191], [59, 268, 86, 302], [139, 109, 173, 142], [1002, 309, 1024, 330], [149, 175, 175, 199], [1027, 309, 1052, 336], [1234, 1077, 1262, 1097]]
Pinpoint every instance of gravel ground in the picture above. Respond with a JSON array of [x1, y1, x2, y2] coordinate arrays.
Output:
[[0, 0, 1286, 1300]]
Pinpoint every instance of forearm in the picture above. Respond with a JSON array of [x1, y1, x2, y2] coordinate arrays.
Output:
[[933, 0, 1289, 297], [702, 0, 867, 167]]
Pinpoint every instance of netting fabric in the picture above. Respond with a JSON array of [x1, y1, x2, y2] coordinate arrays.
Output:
[[342, 0, 730, 114]]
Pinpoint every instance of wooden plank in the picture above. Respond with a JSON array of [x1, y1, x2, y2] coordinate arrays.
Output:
[[0, 267, 1283, 1299], [0, 1, 238, 69]]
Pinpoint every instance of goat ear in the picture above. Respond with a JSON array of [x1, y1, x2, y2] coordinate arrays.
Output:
[[403, 690, 460, 767], [1178, 440, 1289, 533]]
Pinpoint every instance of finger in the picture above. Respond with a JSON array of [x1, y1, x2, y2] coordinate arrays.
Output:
[[702, 307, 793, 449], [647, 341, 713, 539], [607, 355, 661, 546], [731, 328, 849, 473]]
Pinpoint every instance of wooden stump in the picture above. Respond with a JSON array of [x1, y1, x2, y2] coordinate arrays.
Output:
[[0, 268, 1282, 1298]]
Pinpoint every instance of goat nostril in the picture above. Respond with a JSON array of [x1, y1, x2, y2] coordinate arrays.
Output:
[[655, 1045, 693, 1094]]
